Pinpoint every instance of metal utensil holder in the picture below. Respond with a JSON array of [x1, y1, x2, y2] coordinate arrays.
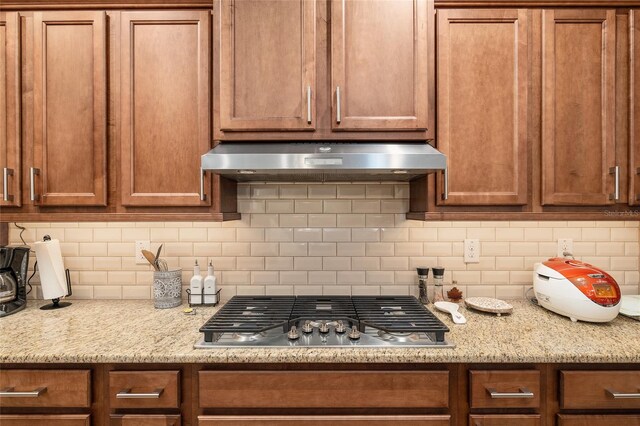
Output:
[[186, 288, 221, 307]]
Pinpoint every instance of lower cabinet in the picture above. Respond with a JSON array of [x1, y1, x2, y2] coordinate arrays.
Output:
[[557, 414, 640, 426], [469, 414, 541, 426], [198, 416, 450, 425], [110, 414, 181, 426], [0, 414, 90, 426]]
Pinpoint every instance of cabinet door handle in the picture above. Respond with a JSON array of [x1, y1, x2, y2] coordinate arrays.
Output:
[[0, 387, 47, 397], [29, 167, 40, 202], [116, 388, 164, 399], [606, 389, 640, 399], [336, 86, 341, 124], [441, 167, 449, 201], [2, 168, 13, 202], [609, 166, 620, 201], [486, 387, 534, 399], [200, 168, 207, 202], [307, 85, 312, 124]]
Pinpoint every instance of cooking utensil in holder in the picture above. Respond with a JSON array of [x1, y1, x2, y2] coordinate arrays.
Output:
[[153, 269, 182, 309], [186, 288, 221, 307]]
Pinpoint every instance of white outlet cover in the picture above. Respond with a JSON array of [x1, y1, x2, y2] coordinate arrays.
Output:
[[135, 240, 151, 264], [557, 238, 573, 258], [464, 239, 480, 263]]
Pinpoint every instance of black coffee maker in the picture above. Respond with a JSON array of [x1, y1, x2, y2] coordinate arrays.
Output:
[[0, 246, 30, 317]]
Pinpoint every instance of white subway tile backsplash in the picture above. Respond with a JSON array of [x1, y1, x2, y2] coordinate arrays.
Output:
[[10, 184, 638, 301]]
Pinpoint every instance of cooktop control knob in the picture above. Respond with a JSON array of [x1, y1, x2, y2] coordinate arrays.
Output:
[[287, 326, 300, 340], [302, 321, 313, 333], [348, 326, 361, 340], [335, 320, 346, 334], [319, 322, 330, 334]]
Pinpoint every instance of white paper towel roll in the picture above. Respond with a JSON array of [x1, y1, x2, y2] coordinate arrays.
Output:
[[34, 239, 69, 300]]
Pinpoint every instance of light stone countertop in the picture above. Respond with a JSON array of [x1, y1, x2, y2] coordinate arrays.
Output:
[[0, 299, 638, 364]]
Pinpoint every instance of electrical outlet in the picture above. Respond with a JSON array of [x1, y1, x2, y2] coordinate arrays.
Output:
[[557, 238, 573, 258], [135, 240, 150, 264], [464, 239, 480, 263]]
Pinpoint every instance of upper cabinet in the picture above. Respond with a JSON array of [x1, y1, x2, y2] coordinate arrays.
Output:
[[214, 0, 434, 140], [0, 12, 20, 207], [32, 11, 108, 206], [120, 10, 212, 207], [330, 0, 433, 131], [436, 9, 528, 205], [631, 10, 639, 206], [218, 0, 316, 132], [541, 9, 617, 206]]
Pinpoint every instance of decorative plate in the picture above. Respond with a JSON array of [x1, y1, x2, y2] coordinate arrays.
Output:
[[464, 297, 513, 316]]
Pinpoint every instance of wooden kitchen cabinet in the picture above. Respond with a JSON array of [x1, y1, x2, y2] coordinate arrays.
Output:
[[330, 0, 433, 132], [120, 10, 212, 207], [110, 414, 181, 426], [631, 10, 640, 205], [557, 414, 640, 426], [469, 370, 540, 409], [0, 414, 91, 426], [541, 9, 617, 206], [436, 9, 528, 206], [0, 369, 91, 408], [560, 370, 640, 410], [109, 371, 180, 409], [199, 370, 449, 409], [32, 11, 107, 206], [0, 12, 20, 208], [469, 415, 541, 426], [198, 415, 451, 425], [217, 0, 316, 132]]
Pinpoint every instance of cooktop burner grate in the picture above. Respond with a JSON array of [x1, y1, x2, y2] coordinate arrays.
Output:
[[199, 296, 295, 342], [352, 296, 449, 342]]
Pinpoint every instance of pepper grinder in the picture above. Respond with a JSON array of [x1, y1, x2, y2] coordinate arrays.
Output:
[[432, 266, 445, 302], [416, 267, 430, 304]]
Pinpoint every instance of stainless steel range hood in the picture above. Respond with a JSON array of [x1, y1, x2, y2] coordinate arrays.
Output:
[[201, 142, 447, 182]]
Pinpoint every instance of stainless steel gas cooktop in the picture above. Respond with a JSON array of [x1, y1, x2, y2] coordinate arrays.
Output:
[[194, 295, 453, 348]]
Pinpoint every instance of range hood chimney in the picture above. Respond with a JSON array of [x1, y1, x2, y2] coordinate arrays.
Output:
[[201, 142, 447, 182]]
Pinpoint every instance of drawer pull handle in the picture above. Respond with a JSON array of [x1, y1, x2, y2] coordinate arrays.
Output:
[[606, 389, 640, 399], [0, 387, 47, 397], [487, 387, 534, 399], [116, 388, 164, 399]]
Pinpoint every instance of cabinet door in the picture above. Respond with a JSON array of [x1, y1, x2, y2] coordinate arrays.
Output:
[[199, 415, 450, 425], [436, 9, 528, 205], [631, 10, 640, 205], [110, 415, 181, 426], [0, 415, 90, 426], [0, 12, 20, 207], [218, 0, 316, 131], [331, 0, 433, 132], [542, 10, 616, 206], [120, 11, 211, 206], [557, 415, 640, 426], [32, 11, 107, 206]]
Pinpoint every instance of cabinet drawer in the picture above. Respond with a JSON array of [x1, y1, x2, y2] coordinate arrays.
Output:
[[470, 414, 541, 426], [111, 414, 181, 426], [198, 415, 451, 425], [469, 370, 540, 409], [199, 371, 449, 408], [109, 371, 180, 409], [557, 414, 640, 426], [560, 370, 640, 409], [0, 369, 90, 408], [0, 414, 90, 426]]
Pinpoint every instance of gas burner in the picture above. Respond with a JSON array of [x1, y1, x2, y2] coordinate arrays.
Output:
[[376, 330, 423, 343], [230, 332, 267, 342]]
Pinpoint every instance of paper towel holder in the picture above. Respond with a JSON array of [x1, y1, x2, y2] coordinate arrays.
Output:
[[39, 235, 73, 311]]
